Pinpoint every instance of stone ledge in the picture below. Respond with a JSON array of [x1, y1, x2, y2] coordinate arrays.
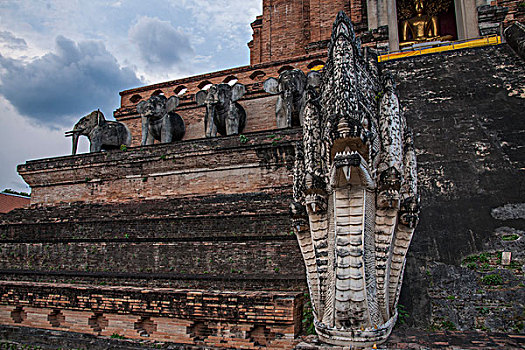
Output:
[[18, 129, 301, 206], [0, 190, 294, 242], [0, 273, 306, 291], [1, 190, 293, 223], [19, 128, 301, 174], [295, 330, 525, 349]]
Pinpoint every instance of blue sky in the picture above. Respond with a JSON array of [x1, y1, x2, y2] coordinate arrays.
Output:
[[0, 0, 261, 193]]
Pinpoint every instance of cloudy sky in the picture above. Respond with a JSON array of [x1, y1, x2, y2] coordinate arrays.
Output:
[[0, 0, 261, 193]]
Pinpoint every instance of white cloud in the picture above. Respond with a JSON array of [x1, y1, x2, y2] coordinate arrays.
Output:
[[176, 0, 261, 41], [129, 17, 194, 70], [0, 97, 89, 193], [0, 31, 27, 50], [0, 36, 141, 126], [167, 0, 261, 72]]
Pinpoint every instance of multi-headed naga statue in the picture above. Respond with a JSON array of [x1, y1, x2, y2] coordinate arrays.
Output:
[[292, 12, 419, 347]]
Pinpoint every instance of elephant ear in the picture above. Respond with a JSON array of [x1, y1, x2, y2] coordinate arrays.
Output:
[[137, 101, 147, 115], [166, 96, 180, 113], [307, 71, 322, 89], [96, 110, 105, 126], [231, 83, 246, 102], [263, 77, 279, 95], [195, 90, 207, 106], [295, 69, 307, 91]]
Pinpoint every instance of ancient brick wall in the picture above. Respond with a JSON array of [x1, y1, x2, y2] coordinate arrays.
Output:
[[0, 282, 302, 349], [478, 0, 525, 36], [0, 193, 306, 290], [261, 0, 308, 62], [2, 128, 307, 345], [381, 43, 525, 332], [249, 0, 368, 64], [495, 0, 525, 25]]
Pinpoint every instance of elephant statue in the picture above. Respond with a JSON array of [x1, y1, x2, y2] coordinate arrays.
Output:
[[263, 69, 321, 128], [136, 95, 186, 145], [195, 83, 246, 137], [65, 110, 131, 155]]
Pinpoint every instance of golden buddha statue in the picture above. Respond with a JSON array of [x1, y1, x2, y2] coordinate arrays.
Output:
[[400, 0, 452, 47]]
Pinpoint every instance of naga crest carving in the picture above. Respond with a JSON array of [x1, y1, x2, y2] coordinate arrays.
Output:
[[292, 12, 419, 347]]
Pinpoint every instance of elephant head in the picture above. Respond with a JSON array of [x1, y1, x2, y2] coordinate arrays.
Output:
[[66, 110, 105, 155], [195, 83, 246, 137], [136, 95, 184, 145], [66, 110, 132, 154], [264, 69, 321, 128], [137, 95, 179, 120]]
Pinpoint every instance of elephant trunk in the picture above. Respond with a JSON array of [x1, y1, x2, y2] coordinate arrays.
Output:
[[71, 132, 79, 155], [141, 116, 149, 146], [205, 103, 217, 137], [282, 92, 294, 126]]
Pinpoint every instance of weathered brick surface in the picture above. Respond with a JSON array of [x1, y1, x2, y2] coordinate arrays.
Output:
[[0, 240, 302, 277], [5, 130, 310, 294], [5, 130, 309, 294], [0, 198, 291, 242], [0, 281, 302, 349], [0, 282, 300, 323], [0, 272, 305, 292], [250, 0, 367, 64], [495, 0, 525, 26], [0, 189, 305, 291], [381, 44, 525, 332], [0, 189, 292, 235]]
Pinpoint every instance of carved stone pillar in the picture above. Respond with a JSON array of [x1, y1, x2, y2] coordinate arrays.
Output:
[[455, 0, 480, 39], [387, 0, 400, 51], [367, 0, 379, 29], [367, 0, 390, 30]]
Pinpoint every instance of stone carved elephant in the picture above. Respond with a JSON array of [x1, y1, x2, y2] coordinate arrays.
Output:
[[195, 83, 246, 137], [136, 95, 186, 145], [263, 69, 321, 128], [66, 110, 131, 155]]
